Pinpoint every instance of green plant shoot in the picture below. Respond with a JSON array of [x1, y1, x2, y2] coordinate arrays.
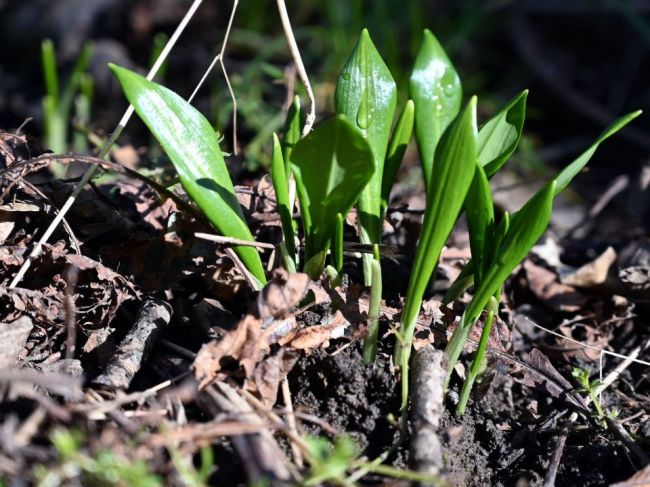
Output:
[[396, 96, 478, 409], [110, 64, 267, 285], [271, 133, 296, 269], [444, 109, 643, 305], [410, 29, 462, 193], [335, 29, 397, 285], [291, 115, 375, 279], [381, 99, 415, 216], [41, 40, 93, 154]]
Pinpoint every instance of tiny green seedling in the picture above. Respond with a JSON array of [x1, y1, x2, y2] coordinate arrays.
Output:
[[572, 367, 608, 426], [110, 65, 267, 285]]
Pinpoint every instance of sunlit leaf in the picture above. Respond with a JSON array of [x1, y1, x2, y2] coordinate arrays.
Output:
[[478, 90, 527, 177], [409, 29, 462, 192], [465, 163, 494, 285], [110, 64, 266, 284], [381, 99, 414, 210], [397, 96, 478, 408], [335, 29, 397, 283], [291, 115, 375, 277]]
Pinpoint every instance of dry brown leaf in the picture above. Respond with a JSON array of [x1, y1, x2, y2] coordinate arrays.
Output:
[[524, 260, 586, 312], [193, 270, 309, 389], [561, 246, 617, 288], [246, 348, 299, 407]]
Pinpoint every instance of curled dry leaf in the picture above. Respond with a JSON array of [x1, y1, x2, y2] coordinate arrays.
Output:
[[0, 316, 33, 368], [516, 348, 573, 400]]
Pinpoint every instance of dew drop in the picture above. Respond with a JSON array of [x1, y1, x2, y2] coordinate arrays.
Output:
[[356, 99, 372, 129], [443, 83, 455, 96]]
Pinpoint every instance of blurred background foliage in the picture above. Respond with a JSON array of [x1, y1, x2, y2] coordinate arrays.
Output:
[[0, 0, 649, 175]]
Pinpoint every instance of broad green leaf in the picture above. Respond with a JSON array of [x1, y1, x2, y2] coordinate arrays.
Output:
[[478, 90, 528, 178], [465, 163, 494, 286], [397, 97, 478, 408], [381, 99, 414, 210], [409, 29, 462, 192], [110, 64, 266, 284], [283, 95, 301, 175], [291, 115, 375, 275], [270, 133, 295, 262], [335, 28, 397, 284], [555, 110, 642, 195]]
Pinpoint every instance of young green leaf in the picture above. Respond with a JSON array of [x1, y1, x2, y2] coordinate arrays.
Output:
[[283, 95, 302, 175], [271, 133, 296, 264], [465, 163, 494, 286], [291, 115, 375, 277], [409, 29, 462, 192], [335, 28, 397, 284], [397, 96, 478, 408], [478, 90, 528, 178], [381, 99, 415, 211], [554, 110, 642, 195], [110, 64, 266, 284], [445, 181, 556, 385]]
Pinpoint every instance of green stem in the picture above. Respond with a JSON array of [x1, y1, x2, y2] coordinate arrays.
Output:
[[362, 246, 382, 363], [456, 296, 498, 415]]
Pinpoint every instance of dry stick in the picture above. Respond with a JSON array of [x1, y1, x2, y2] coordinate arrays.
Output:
[[281, 377, 304, 468], [93, 298, 173, 390], [220, 0, 240, 153], [276, 0, 316, 136], [410, 346, 446, 479], [225, 247, 262, 291], [9, 0, 205, 289], [195, 232, 276, 250], [63, 265, 79, 360]]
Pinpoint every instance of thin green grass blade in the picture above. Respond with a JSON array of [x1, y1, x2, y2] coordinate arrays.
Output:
[[110, 64, 266, 284], [478, 90, 528, 178], [271, 133, 296, 264], [397, 96, 478, 409], [381, 99, 414, 211], [335, 29, 397, 284], [555, 110, 642, 195], [409, 29, 462, 192], [41, 40, 59, 104], [291, 115, 375, 277]]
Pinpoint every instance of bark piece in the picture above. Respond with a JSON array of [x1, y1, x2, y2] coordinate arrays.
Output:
[[93, 298, 172, 389], [0, 316, 33, 368], [410, 346, 447, 481]]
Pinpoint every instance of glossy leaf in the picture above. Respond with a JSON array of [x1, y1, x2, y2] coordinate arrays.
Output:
[[291, 115, 375, 276], [409, 29, 462, 192], [465, 163, 494, 286], [110, 64, 266, 284], [478, 90, 528, 178], [555, 110, 642, 196], [335, 29, 397, 283], [381, 99, 415, 210], [271, 133, 296, 263], [396, 96, 478, 409]]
